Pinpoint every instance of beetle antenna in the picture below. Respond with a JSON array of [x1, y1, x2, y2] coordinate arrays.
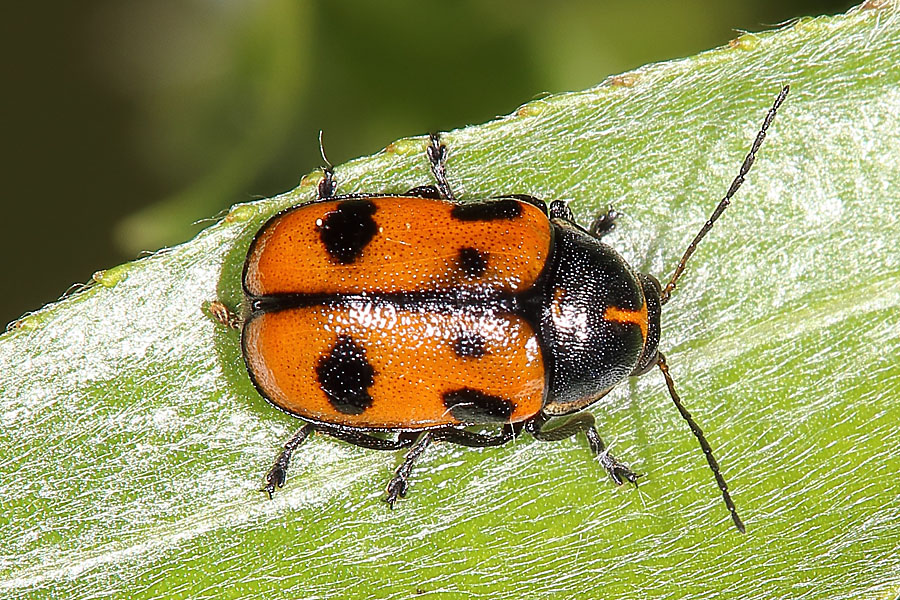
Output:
[[660, 85, 789, 305], [657, 352, 745, 533]]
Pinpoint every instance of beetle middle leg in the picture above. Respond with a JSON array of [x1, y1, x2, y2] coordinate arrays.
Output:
[[526, 412, 640, 485], [385, 432, 435, 507], [384, 425, 520, 506]]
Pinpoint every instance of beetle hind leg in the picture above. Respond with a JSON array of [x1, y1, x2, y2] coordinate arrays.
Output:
[[526, 413, 640, 486], [208, 300, 241, 329], [263, 424, 315, 498]]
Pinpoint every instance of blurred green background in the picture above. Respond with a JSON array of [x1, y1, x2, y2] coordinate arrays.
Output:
[[1, 0, 853, 326]]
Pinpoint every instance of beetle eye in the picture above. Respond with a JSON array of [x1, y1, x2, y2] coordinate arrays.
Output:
[[646, 274, 662, 296]]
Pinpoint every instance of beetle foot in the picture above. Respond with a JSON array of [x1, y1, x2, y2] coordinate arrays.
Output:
[[262, 463, 288, 499], [589, 207, 621, 239], [599, 450, 641, 486], [384, 475, 409, 508], [208, 300, 241, 329]]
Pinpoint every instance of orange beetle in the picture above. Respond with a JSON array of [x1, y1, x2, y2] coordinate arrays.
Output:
[[212, 87, 788, 532]]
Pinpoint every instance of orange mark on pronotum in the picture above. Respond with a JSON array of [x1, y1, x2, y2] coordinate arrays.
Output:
[[604, 303, 649, 341]]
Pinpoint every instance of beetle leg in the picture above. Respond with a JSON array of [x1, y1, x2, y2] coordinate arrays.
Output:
[[317, 166, 336, 199], [426, 133, 456, 200], [385, 432, 434, 507], [263, 424, 315, 499], [589, 207, 620, 239], [584, 426, 641, 486], [264, 425, 418, 499], [526, 413, 640, 486], [208, 300, 241, 329], [383, 425, 521, 507]]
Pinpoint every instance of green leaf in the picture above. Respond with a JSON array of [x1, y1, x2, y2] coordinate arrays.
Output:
[[3, 4, 899, 599]]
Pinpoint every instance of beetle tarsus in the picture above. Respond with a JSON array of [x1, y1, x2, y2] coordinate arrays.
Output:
[[585, 427, 640, 485], [384, 432, 434, 508], [529, 412, 640, 486], [598, 448, 641, 487], [262, 465, 287, 499], [528, 413, 631, 482], [384, 476, 408, 508], [589, 207, 620, 239], [426, 133, 455, 200], [261, 424, 315, 499], [317, 131, 337, 199], [208, 300, 241, 329]]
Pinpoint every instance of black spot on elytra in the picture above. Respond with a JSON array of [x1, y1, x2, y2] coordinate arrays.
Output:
[[316, 335, 375, 415], [458, 247, 487, 278], [451, 199, 523, 221], [317, 199, 377, 264], [453, 331, 487, 358], [443, 388, 514, 423]]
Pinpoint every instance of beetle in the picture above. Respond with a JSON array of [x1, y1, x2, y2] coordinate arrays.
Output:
[[212, 86, 789, 532]]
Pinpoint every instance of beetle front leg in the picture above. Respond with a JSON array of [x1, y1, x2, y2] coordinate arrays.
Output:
[[548, 200, 575, 221], [584, 425, 641, 486], [527, 412, 640, 485]]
